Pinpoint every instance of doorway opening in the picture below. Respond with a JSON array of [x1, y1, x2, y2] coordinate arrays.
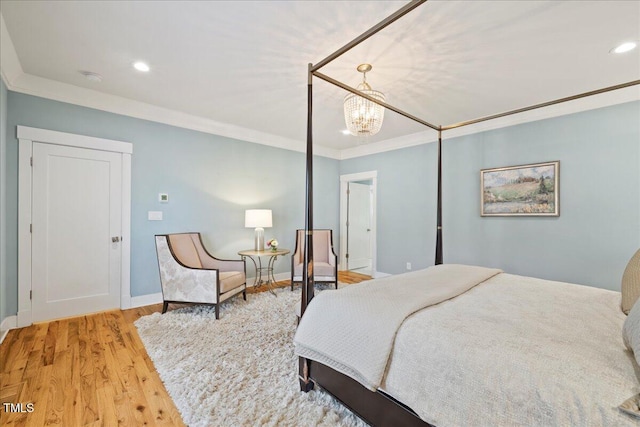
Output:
[[339, 171, 377, 277]]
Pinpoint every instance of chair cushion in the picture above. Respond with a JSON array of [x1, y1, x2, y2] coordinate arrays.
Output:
[[313, 231, 330, 263], [293, 261, 335, 278], [294, 230, 333, 264], [168, 234, 202, 268], [220, 271, 246, 293]]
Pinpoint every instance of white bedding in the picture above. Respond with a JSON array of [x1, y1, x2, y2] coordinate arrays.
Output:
[[297, 267, 640, 426], [294, 264, 501, 390]]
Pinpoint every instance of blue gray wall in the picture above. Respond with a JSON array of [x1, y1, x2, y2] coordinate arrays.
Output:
[[341, 101, 640, 291], [3, 92, 339, 314], [0, 79, 7, 325], [341, 141, 440, 274], [2, 92, 637, 324]]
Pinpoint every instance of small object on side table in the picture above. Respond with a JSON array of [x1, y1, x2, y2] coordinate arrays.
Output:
[[267, 238, 279, 252]]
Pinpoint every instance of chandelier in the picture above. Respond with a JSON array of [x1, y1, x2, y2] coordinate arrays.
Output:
[[343, 64, 386, 137]]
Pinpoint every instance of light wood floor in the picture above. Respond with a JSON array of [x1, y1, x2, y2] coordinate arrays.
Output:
[[0, 271, 370, 426]]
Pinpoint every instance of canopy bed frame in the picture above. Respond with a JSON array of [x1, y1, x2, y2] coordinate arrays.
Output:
[[297, 1, 639, 425]]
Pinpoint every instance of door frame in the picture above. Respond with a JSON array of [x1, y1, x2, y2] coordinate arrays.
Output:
[[339, 170, 377, 276], [17, 126, 132, 327]]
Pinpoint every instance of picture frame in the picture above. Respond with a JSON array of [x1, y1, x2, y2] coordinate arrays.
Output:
[[480, 161, 559, 217]]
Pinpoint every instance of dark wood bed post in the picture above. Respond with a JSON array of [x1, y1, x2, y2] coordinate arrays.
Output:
[[435, 128, 443, 265], [299, 63, 315, 393]]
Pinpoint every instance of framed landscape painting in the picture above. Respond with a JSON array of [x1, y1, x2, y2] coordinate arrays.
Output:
[[481, 161, 559, 217]]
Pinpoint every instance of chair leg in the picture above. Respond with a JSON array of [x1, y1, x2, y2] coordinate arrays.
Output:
[[291, 281, 294, 291], [162, 301, 169, 313], [215, 304, 220, 320], [243, 289, 247, 301], [334, 280, 338, 289]]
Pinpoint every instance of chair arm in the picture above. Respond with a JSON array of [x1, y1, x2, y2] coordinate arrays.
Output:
[[294, 248, 303, 265], [201, 256, 245, 273], [329, 249, 338, 266], [156, 235, 220, 302], [160, 264, 220, 303]]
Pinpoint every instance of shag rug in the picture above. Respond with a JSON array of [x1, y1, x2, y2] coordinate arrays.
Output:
[[135, 285, 367, 427]]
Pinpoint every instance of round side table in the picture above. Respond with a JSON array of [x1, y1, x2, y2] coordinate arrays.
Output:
[[238, 248, 290, 296]]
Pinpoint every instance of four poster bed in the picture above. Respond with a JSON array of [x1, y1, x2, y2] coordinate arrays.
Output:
[[293, 1, 640, 426]]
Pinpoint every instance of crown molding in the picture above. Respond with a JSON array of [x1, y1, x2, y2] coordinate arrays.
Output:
[[442, 85, 640, 139], [2, 9, 636, 162], [0, 15, 341, 160], [339, 130, 438, 160], [339, 85, 640, 159], [7, 73, 342, 159], [5, 68, 637, 162]]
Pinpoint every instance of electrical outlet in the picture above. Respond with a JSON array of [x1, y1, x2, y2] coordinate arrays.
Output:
[[406, 262, 412, 270]]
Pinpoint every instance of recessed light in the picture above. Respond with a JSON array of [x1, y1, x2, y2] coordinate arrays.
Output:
[[611, 42, 637, 54], [341, 129, 351, 135], [133, 61, 150, 72], [79, 70, 102, 82]]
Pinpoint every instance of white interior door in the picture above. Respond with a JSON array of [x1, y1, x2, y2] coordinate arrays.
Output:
[[347, 182, 372, 271], [31, 142, 122, 322]]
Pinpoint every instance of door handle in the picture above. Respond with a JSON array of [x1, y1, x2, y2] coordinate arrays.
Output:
[[112, 236, 120, 243]]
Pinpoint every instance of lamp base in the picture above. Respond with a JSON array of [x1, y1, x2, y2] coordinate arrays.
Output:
[[254, 227, 265, 251]]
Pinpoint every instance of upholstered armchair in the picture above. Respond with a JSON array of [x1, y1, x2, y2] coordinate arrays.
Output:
[[290, 229, 338, 290], [155, 233, 246, 319]]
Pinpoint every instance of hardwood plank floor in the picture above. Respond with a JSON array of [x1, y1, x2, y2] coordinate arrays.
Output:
[[0, 271, 370, 426]]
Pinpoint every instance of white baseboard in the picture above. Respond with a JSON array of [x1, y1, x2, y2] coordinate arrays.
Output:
[[16, 309, 31, 328], [373, 271, 391, 278], [0, 315, 18, 344], [273, 272, 291, 282], [130, 292, 163, 308]]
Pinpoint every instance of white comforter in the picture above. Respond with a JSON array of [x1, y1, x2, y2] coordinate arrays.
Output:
[[294, 264, 502, 390], [296, 266, 640, 426]]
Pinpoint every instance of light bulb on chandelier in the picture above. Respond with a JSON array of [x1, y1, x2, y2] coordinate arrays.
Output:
[[343, 64, 386, 137]]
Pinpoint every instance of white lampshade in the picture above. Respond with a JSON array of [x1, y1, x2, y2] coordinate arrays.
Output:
[[245, 209, 272, 251], [245, 209, 272, 228]]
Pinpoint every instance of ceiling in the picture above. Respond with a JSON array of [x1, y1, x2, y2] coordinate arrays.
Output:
[[1, 1, 639, 155]]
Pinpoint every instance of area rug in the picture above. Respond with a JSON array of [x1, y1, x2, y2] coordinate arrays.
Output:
[[134, 285, 367, 427]]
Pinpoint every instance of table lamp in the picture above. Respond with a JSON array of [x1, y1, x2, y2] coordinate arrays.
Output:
[[245, 209, 272, 251]]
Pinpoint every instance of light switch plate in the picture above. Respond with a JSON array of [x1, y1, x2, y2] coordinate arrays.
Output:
[[148, 211, 163, 221]]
